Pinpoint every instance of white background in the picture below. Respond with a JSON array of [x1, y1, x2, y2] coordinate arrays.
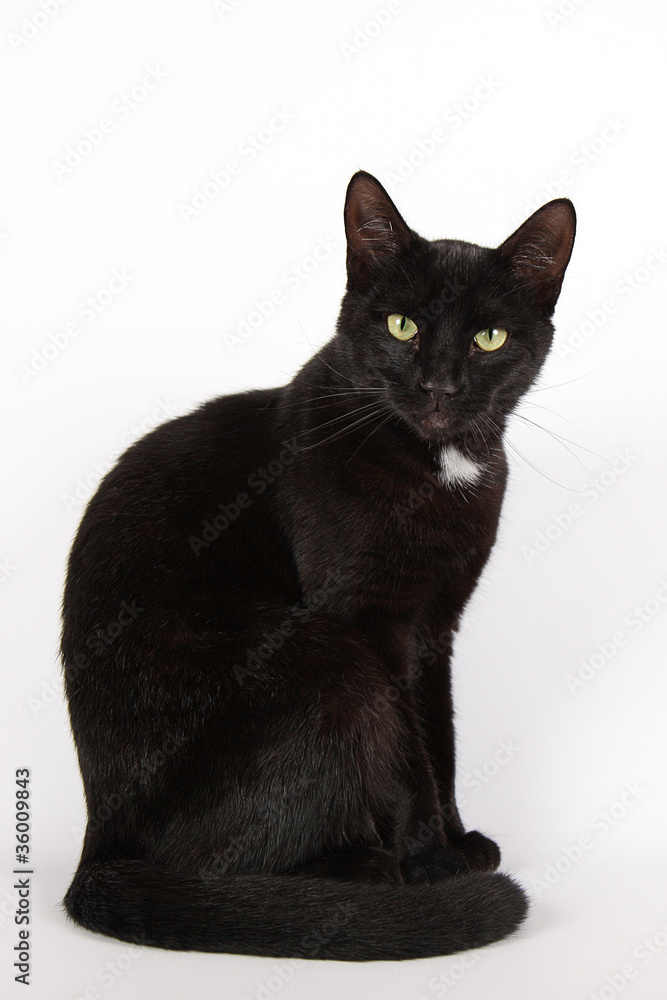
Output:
[[2, 0, 667, 997]]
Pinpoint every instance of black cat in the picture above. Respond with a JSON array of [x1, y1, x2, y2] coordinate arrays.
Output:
[[61, 171, 575, 961]]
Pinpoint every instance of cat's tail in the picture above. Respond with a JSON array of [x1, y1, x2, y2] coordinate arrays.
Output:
[[63, 860, 527, 961]]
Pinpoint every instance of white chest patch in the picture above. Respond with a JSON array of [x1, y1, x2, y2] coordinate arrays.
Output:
[[436, 445, 484, 487]]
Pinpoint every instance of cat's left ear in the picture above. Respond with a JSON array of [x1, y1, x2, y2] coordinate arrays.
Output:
[[344, 171, 414, 284], [498, 199, 576, 312]]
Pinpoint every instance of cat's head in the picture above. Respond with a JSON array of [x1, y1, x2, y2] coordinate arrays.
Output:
[[335, 171, 575, 445]]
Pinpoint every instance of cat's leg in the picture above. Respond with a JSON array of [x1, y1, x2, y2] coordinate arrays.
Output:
[[410, 637, 501, 877], [346, 614, 489, 882]]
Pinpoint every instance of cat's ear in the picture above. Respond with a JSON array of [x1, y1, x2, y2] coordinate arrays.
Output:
[[344, 171, 414, 283], [498, 199, 576, 312]]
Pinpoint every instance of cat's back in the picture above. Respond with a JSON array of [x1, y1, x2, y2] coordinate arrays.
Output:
[[72, 387, 279, 529], [62, 387, 295, 637]]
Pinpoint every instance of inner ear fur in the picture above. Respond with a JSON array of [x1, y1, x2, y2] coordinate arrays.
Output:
[[498, 199, 576, 310]]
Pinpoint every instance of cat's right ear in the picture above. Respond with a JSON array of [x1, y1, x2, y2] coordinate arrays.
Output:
[[344, 171, 414, 284]]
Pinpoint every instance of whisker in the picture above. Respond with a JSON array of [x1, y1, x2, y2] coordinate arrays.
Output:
[[481, 411, 582, 491], [528, 365, 606, 395], [292, 401, 383, 441], [299, 408, 389, 452], [295, 318, 360, 388], [292, 388, 385, 411], [299, 398, 385, 413], [505, 434, 581, 491], [260, 363, 296, 381], [346, 409, 395, 463], [519, 399, 580, 433], [513, 413, 603, 472]]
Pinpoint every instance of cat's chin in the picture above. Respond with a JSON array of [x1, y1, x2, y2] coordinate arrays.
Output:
[[422, 412, 452, 433], [410, 411, 463, 444]]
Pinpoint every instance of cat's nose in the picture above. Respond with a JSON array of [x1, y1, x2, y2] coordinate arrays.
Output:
[[420, 379, 459, 398]]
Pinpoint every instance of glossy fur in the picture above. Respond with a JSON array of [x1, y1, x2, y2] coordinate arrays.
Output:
[[61, 172, 575, 961]]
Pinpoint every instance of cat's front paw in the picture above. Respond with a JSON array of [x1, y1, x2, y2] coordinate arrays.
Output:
[[401, 830, 501, 883], [445, 830, 501, 873]]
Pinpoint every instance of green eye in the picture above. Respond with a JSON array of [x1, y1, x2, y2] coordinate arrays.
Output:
[[387, 314, 418, 341], [474, 327, 509, 352]]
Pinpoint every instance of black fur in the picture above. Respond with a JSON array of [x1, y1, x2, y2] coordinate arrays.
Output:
[[61, 171, 575, 961]]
